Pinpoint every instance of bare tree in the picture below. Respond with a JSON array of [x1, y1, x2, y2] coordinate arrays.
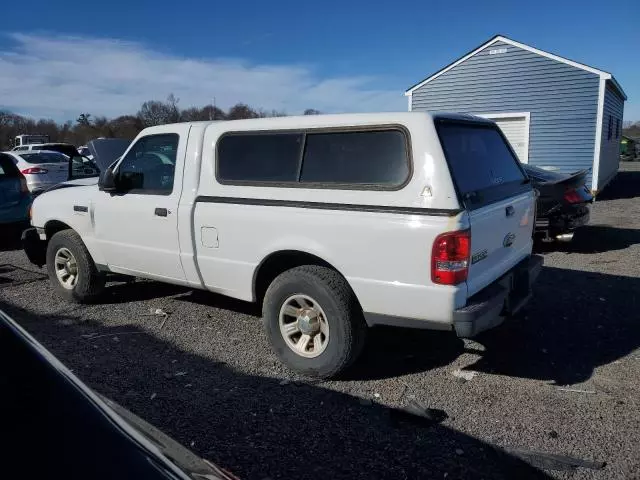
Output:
[[304, 109, 321, 115], [109, 115, 144, 139], [180, 105, 227, 122], [227, 103, 259, 120], [76, 113, 92, 126], [137, 94, 181, 127], [0, 98, 303, 149]]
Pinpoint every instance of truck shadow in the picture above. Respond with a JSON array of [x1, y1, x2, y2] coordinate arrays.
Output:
[[346, 327, 463, 381], [172, 289, 261, 317], [464, 266, 640, 386], [77, 265, 640, 386], [173, 290, 464, 381], [0, 301, 550, 480], [99, 279, 189, 304], [2, 241, 634, 387], [0, 224, 24, 252], [596, 168, 640, 200], [534, 225, 640, 254]]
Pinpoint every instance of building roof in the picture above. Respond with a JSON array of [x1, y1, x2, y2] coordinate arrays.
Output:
[[405, 35, 627, 100]]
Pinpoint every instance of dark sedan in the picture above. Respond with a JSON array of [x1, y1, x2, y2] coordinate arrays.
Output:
[[522, 165, 593, 242]]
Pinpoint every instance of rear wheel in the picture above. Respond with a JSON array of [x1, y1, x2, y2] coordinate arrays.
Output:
[[46, 230, 105, 303], [263, 265, 366, 378]]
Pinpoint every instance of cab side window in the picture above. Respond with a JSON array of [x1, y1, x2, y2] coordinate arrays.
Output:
[[116, 134, 179, 195]]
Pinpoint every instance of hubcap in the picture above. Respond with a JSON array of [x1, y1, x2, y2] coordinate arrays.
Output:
[[279, 294, 329, 358], [54, 247, 79, 290]]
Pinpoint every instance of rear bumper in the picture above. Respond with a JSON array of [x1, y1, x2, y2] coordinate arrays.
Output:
[[22, 227, 47, 267], [453, 255, 543, 338], [536, 205, 590, 236]]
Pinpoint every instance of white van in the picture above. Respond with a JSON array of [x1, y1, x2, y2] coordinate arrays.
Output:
[[14, 134, 50, 147], [24, 112, 542, 377]]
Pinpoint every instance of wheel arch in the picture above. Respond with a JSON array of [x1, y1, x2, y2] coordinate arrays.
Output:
[[253, 250, 352, 306], [44, 220, 74, 240]]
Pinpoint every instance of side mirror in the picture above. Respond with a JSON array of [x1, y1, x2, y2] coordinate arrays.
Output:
[[98, 167, 118, 192]]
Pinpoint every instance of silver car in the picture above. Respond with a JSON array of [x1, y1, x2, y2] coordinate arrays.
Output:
[[5, 150, 69, 194]]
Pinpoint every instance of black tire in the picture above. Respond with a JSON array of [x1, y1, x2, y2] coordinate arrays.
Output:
[[263, 265, 367, 378], [46, 229, 105, 303]]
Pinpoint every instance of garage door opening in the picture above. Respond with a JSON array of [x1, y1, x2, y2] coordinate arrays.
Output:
[[476, 112, 530, 164]]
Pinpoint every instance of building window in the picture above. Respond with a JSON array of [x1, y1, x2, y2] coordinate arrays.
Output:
[[616, 119, 620, 139], [608, 115, 612, 140]]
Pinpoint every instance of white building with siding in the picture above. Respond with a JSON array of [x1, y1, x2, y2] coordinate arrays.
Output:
[[406, 35, 627, 193]]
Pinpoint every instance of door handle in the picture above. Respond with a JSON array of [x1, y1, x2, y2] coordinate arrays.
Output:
[[506, 206, 515, 217], [154, 207, 168, 217]]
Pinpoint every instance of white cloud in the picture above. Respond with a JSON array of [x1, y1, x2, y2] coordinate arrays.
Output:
[[0, 33, 404, 121]]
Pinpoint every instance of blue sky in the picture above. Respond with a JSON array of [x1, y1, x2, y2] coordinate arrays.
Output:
[[1, 0, 638, 121]]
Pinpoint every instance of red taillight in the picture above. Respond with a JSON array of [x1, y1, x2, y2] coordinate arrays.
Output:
[[564, 188, 582, 204], [21, 167, 48, 174], [431, 230, 471, 285]]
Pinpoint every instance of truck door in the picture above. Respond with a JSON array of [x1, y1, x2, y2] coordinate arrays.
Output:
[[92, 126, 189, 282]]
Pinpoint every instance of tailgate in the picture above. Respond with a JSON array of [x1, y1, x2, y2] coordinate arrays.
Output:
[[467, 192, 535, 296], [435, 118, 535, 297]]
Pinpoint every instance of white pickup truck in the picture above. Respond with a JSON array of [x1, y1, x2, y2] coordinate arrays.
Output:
[[23, 112, 542, 377]]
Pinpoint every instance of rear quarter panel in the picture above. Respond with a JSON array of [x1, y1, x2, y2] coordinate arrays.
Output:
[[192, 201, 467, 322]]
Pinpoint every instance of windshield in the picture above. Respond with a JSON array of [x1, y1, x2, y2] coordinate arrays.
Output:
[[20, 152, 68, 164], [70, 155, 101, 178]]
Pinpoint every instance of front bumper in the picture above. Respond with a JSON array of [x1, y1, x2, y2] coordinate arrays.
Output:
[[22, 227, 47, 267], [453, 255, 543, 338]]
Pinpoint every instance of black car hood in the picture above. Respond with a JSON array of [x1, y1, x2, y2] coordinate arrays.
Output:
[[523, 165, 589, 189], [87, 138, 131, 172]]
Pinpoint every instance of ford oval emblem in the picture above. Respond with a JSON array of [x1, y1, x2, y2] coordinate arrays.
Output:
[[503, 232, 516, 247]]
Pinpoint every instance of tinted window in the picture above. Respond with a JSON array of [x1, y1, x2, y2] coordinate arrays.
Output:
[[437, 123, 526, 202], [20, 152, 68, 164], [117, 134, 179, 194], [300, 130, 409, 186], [0, 155, 20, 177], [217, 133, 303, 182]]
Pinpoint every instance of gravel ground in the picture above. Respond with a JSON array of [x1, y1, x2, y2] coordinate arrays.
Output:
[[1, 163, 639, 480]]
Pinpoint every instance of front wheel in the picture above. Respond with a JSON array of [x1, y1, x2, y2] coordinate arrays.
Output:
[[263, 265, 366, 378], [46, 230, 105, 303]]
